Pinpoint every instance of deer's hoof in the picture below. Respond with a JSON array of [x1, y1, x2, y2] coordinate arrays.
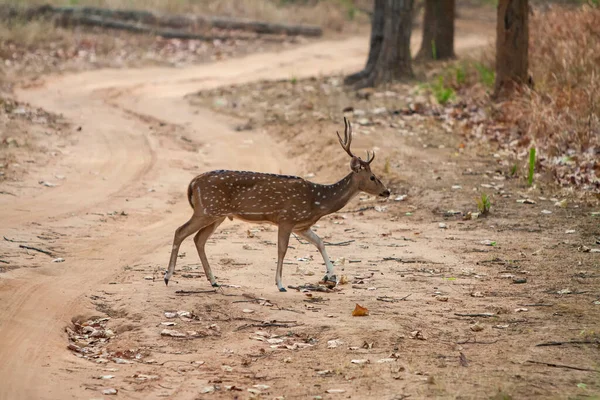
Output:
[[322, 275, 337, 284], [279, 287, 287, 292], [164, 277, 169, 286], [211, 282, 220, 288]]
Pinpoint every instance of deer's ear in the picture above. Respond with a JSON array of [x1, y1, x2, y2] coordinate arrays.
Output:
[[350, 157, 362, 173]]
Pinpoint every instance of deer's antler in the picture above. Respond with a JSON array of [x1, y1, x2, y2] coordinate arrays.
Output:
[[337, 117, 355, 158], [338, 118, 375, 164]]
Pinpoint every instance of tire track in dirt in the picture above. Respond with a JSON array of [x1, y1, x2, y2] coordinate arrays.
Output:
[[0, 30, 494, 399]]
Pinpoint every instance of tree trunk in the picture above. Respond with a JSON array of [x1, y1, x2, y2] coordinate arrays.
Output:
[[345, 0, 414, 88], [416, 0, 455, 60], [494, 0, 529, 98], [343, 0, 384, 86]]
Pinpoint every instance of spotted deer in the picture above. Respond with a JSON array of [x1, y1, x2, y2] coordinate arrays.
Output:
[[165, 117, 390, 292]]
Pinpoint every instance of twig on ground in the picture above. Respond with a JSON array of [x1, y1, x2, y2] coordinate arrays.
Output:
[[377, 294, 411, 302], [342, 206, 375, 213], [4, 236, 27, 243], [454, 313, 496, 318], [0, 191, 16, 196], [536, 340, 599, 347], [518, 303, 554, 307], [0, 259, 10, 264], [158, 384, 174, 390], [457, 338, 499, 345], [292, 235, 354, 247], [277, 307, 304, 314], [175, 289, 217, 295], [292, 234, 308, 245], [235, 322, 301, 331], [526, 360, 599, 373], [157, 360, 194, 366], [324, 240, 355, 246], [19, 244, 53, 256], [382, 257, 419, 263]]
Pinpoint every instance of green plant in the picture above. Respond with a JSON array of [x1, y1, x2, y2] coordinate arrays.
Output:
[[476, 192, 491, 215], [510, 164, 518, 177], [336, 0, 357, 20], [455, 64, 466, 85], [290, 76, 297, 85], [528, 148, 536, 186], [430, 76, 455, 105], [474, 62, 495, 87], [384, 157, 391, 174]]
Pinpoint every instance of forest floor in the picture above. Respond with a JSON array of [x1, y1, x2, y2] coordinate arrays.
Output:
[[0, 4, 599, 400]]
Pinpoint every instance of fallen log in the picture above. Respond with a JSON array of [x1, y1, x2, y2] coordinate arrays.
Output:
[[18, 4, 323, 37], [58, 14, 233, 42]]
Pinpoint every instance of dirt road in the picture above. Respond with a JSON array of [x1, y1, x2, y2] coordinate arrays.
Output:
[[2, 25, 598, 400]]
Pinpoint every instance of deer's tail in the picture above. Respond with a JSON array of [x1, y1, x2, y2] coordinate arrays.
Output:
[[187, 180, 195, 209]]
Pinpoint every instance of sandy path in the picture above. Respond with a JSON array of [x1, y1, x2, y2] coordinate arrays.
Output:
[[0, 30, 493, 399]]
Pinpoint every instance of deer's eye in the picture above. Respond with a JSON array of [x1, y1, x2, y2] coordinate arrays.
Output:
[[370, 176, 375, 181]]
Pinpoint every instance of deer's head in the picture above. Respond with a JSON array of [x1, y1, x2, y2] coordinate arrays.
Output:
[[337, 117, 390, 198]]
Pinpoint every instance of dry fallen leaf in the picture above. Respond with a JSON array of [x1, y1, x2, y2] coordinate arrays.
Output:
[[160, 329, 186, 337], [459, 352, 469, 367], [470, 323, 484, 332], [352, 303, 369, 317], [409, 330, 427, 340]]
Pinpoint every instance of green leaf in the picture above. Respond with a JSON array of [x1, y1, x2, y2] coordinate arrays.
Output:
[[528, 148, 536, 186]]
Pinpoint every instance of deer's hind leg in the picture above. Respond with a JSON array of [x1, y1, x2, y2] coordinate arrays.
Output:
[[295, 229, 337, 284], [193, 217, 226, 287], [164, 215, 217, 285]]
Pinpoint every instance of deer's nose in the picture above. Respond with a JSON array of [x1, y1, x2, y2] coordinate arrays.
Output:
[[380, 189, 391, 198]]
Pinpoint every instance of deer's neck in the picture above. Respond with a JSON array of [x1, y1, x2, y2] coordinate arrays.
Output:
[[315, 173, 360, 215]]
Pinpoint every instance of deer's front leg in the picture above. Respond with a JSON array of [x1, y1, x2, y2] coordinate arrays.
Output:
[[295, 229, 336, 284], [276, 224, 294, 292]]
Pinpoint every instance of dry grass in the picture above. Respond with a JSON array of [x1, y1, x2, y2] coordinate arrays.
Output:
[[504, 5, 599, 190], [0, 19, 69, 50], [526, 5, 599, 156], [432, 5, 599, 192]]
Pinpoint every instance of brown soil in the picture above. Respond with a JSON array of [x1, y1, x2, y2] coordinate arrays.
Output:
[[1, 18, 599, 400]]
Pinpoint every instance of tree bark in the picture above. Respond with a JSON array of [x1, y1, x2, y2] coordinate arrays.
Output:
[[343, 0, 384, 86], [416, 0, 455, 60], [494, 0, 529, 98], [345, 0, 414, 88]]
